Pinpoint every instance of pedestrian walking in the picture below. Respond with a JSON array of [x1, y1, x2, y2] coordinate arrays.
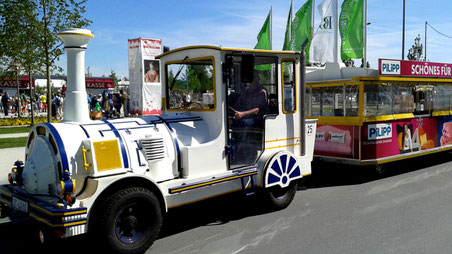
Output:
[[1, 92, 10, 116]]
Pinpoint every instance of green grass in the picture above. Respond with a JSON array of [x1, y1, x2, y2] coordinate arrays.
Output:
[[0, 126, 31, 134], [0, 137, 28, 148]]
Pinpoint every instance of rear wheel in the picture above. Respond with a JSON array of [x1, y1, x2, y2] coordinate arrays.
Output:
[[261, 181, 297, 210], [375, 164, 386, 175], [96, 187, 162, 254]]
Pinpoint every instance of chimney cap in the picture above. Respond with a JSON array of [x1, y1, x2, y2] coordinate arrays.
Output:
[[57, 28, 94, 48]]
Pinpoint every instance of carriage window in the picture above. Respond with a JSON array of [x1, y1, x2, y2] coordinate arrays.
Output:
[[309, 86, 344, 116], [310, 87, 321, 116], [321, 87, 334, 116], [345, 85, 359, 116], [393, 84, 413, 114], [166, 57, 215, 110], [433, 84, 451, 112], [413, 85, 433, 114], [364, 83, 392, 116], [332, 86, 344, 116], [282, 60, 296, 113]]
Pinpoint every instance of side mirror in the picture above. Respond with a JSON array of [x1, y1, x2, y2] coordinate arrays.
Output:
[[240, 54, 254, 83]]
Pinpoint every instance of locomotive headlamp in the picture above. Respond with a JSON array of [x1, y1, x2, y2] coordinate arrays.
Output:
[[58, 169, 77, 206], [8, 160, 24, 185]]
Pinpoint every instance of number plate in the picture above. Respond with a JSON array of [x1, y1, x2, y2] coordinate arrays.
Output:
[[12, 196, 28, 213]]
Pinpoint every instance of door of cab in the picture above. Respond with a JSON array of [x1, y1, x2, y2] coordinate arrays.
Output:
[[224, 54, 279, 169]]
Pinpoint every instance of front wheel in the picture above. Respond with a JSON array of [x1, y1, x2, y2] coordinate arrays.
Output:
[[261, 181, 298, 211], [96, 187, 162, 254]]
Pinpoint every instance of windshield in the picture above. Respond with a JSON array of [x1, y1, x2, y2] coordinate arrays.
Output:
[[166, 57, 215, 110]]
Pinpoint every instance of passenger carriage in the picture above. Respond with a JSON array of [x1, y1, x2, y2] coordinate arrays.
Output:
[[306, 59, 452, 173]]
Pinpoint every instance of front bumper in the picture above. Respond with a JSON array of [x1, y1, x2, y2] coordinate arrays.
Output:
[[0, 185, 87, 237]]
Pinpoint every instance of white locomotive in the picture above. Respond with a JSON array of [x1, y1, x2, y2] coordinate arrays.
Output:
[[0, 29, 316, 253]]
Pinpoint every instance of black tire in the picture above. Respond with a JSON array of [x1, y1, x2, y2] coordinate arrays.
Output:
[[375, 164, 386, 175], [261, 181, 298, 211], [96, 187, 162, 254]]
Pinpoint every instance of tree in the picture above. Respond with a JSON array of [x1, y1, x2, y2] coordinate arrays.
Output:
[[109, 69, 118, 87], [1, 0, 92, 122], [407, 34, 423, 61], [0, 0, 42, 119], [31, 0, 92, 122]]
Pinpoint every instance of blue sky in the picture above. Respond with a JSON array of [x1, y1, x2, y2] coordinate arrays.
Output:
[[61, 0, 452, 78]]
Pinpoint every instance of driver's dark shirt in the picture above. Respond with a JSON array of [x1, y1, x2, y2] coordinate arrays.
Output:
[[234, 85, 268, 118]]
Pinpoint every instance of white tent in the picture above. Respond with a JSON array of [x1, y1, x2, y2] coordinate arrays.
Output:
[[34, 79, 66, 88]]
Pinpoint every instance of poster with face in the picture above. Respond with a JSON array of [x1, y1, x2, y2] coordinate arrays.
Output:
[[438, 116, 452, 146], [144, 60, 160, 83], [128, 38, 162, 116]]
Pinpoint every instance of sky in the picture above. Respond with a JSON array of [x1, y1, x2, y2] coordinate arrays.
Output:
[[58, 0, 452, 78]]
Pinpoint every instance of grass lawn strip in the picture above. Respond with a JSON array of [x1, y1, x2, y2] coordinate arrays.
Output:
[[0, 137, 28, 149], [0, 126, 31, 135]]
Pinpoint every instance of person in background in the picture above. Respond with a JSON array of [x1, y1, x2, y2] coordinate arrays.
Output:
[[42, 94, 47, 112], [13, 96, 19, 116], [90, 94, 98, 112], [120, 90, 128, 117], [87, 93, 92, 110], [0, 93, 3, 113], [114, 93, 122, 117], [1, 92, 10, 116], [102, 90, 113, 119], [58, 94, 64, 117]]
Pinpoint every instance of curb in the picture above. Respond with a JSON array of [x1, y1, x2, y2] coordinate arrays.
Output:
[[0, 133, 29, 139]]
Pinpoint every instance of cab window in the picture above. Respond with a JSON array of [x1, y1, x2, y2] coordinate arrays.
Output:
[[282, 60, 296, 113], [166, 57, 215, 110]]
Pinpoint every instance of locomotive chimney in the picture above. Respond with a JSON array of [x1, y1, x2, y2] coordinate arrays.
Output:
[[57, 28, 94, 123]]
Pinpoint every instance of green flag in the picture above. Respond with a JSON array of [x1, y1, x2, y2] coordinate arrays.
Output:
[[339, 0, 364, 60], [254, 11, 271, 50], [282, 2, 293, 51], [292, 0, 312, 62]]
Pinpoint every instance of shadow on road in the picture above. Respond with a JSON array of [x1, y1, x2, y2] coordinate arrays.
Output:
[[1, 151, 450, 253], [0, 190, 293, 253], [303, 151, 452, 189], [159, 191, 280, 239]]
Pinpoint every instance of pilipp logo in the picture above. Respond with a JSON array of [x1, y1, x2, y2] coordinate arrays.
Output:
[[368, 123, 392, 140], [381, 60, 401, 75]]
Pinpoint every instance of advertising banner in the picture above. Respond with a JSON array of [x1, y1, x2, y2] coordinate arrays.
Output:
[[379, 59, 452, 78], [361, 118, 442, 160], [314, 125, 359, 158], [316, 116, 452, 161], [128, 38, 162, 116], [142, 39, 162, 58], [339, 0, 364, 60], [309, 0, 338, 64]]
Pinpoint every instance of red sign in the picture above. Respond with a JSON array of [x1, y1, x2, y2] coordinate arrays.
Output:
[[379, 59, 452, 78], [0, 77, 32, 88], [85, 78, 114, 89]]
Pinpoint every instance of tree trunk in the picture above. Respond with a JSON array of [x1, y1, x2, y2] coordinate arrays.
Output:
[[46, 64, 52, 123], [29, 68, 34, 126], [15, 73, 21, 118]]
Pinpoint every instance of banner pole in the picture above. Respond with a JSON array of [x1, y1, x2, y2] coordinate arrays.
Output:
[[312, 0, 316, 48], [425, 21, 427, 62], [402, 0, 406, 60], [335, 0, 339, 63], [363, 0, 367, 67], [270, 6, 273, 50]]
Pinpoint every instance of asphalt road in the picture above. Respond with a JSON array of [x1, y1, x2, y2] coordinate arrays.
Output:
[[1, 152, 452, 253]]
